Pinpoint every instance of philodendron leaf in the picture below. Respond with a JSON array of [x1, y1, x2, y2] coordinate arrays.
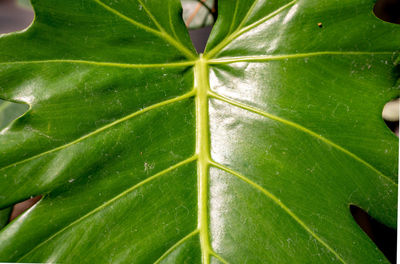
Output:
[[0, 0, 398, 263]]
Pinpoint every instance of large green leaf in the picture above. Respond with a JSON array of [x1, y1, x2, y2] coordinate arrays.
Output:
[[0, 0, 398, 263]]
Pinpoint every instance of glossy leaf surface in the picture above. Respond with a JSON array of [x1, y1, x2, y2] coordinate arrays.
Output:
[[0, 0, 399, 263]]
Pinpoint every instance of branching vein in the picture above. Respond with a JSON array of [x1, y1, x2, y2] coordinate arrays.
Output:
[[0, 91, 195, 172], [136, 0, 165, 33], [209, 160, 347, 264], [206, 0, 297, 58], [210, 251, 230, 264], [93, 0, 196, 59], [235, 0, 259, 31], [208, 91, 397, 187], [227, 1, 241, 35], [0, 60, 195, 68], [93, 0, 160, 35], [153, 229, 200, 264], [17, 156, 198, 262], [208, 51, 396, 64]]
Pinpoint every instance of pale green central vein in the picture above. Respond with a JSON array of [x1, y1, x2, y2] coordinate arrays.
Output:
[[92, 0, 196, 60], [208, 91, 397, 187], [195, 55, 212, 264], [0, 60, 195, 68], [17, 156, 198, 262], [209, 161, 347, 264], [0, 91, 195, 172]]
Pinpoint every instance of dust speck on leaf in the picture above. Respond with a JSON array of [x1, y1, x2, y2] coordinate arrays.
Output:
[[144, 161, 155, 174]]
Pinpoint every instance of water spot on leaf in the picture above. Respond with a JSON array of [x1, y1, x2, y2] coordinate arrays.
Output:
[[144, 161, 155, 174]]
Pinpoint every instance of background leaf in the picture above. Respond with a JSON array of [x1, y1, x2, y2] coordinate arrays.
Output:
[[181, 0, 215, 29], [16, 0, 32, 9], [0, 99, 28, 130]]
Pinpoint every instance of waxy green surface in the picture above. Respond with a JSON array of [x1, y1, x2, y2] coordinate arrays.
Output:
[[0, 0, 399, 263]]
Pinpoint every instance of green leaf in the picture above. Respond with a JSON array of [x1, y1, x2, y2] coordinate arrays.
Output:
[[0, 0, 398, 263]]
